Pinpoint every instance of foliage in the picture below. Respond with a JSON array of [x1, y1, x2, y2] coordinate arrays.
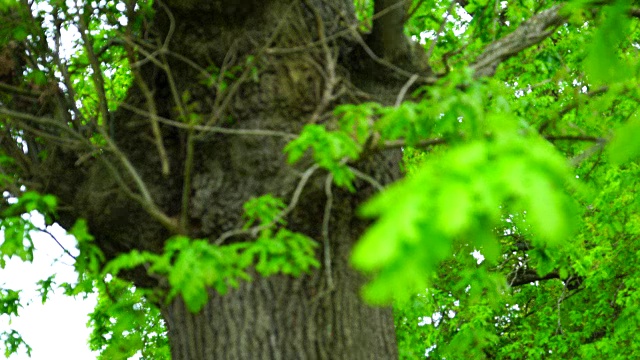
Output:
[[105, 194, 319, 313], [1, 0, 640, 358], [87, 279, 170, 360]]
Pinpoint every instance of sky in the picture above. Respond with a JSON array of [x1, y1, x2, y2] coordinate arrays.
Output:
[[0, 213, 98, 359]]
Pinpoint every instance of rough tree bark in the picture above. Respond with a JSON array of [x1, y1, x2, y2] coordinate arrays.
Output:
[[0, 0, 570, 358]]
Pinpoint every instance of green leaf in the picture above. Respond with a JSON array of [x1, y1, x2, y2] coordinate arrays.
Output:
[[608, 112, 640, 164], [1, 330, 32, 358], [36, 275, 56, 304], [583, 0, 631, 84], [436, 181, 473, 236], [69, 219, 94, 243], [0, 288, 21, 316], [525, 172, 567, 246]]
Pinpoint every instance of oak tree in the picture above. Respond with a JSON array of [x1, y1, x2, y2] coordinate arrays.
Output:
[[1, 0, 639, 359]]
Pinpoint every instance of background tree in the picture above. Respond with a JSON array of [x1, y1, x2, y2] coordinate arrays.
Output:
[[1, 0, 639, 359]]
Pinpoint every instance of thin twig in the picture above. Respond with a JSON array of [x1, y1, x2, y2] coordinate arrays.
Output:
[[98, 156, 179, 233], [215, 164, 320, 245], [119, 103, 297, 138], [123, 3, 170, 176], [304, 0, 340, 124], [348, 166, 385, 191], [425, 1, 456, 63], [322, 174, 335, 290], [350, 29, 436, 83], [0, 108, 85, 141], [201, 3, 298, 132], [395, 74, 419, 106], [77, 3, 111, 127], [51, 10, 84, 129], [37, 227, 77, 260], [179, 130, 195, 232]]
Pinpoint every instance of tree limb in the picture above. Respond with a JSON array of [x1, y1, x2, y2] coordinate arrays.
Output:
[[508, 268, 560, 287], [471, 5, 566, 78]]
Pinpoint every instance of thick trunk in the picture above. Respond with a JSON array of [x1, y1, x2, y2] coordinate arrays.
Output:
[[163, 283, 397, 359], [163, 275, 397, 359], [161, 203, 398, 359]]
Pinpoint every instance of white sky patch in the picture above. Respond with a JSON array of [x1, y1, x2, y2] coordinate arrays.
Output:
[[412, 4, 471, 44], [472, 249, 485, 264], [0, 213, 98, 359], [425, 344, 437, 357]]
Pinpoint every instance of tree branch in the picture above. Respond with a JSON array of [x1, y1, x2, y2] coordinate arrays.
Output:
[[471, 5, 566, 78], [508, 268, 560, 287], [380, 134, 601, 151]]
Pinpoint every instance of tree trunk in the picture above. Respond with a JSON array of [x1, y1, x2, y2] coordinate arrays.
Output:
[[163, 283, 397, 359], [21, 0, 424, 358], [161, 205, 399, 359]]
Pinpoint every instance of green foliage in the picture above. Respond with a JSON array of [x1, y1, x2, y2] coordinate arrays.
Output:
[[583, 0, 632, 84], [88, 279, 169, 360], [285, 124, 361, 190], [608, 111, 640, 164], [0, 191, 59, 268], [35, 275, 55, 305], [104, 194, 318, 313], [1, 330, 31, 358], [0, 0, 17, 12], [106, 229, 319, 313], [248, 229, 320, 277], [352, 79, 579, 304], [390, 0, 640, 357], [0, 215, 34, 268], [61, 219, 105, 296], [243, 194, 287, 228], [0, 288, 21, 317]]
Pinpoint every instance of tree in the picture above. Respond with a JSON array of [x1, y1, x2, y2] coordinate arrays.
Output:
[[1, 0, 639, 358]]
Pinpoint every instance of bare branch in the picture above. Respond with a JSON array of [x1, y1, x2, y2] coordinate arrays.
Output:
[[351, 29, 437, 83], [118, 103, 297, 139], [37, 226, 77, 260], [425, 1, 456, 63], [381, 134, 603, 151], [304, 0, 341, 124], [382, 137, 446, 150], [124, 2, 170, 176], [546, 135, 606, 142], [77, 4, 111, 126], [349, 166, 385, 192], [570, 140, 607, 167], [471, 5, 566, 78], [508, 268, 560, 287], [395, 74, 419, 106], [215, 164, 321, 245]]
